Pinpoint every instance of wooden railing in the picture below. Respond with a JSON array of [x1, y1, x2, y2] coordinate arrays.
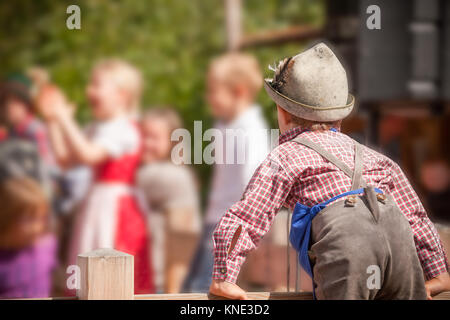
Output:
[[32, 248, 450, 300], [71, 248, 316, 300]]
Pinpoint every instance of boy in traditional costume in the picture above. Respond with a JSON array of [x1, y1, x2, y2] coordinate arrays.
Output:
[[210, 43, 450, 300]]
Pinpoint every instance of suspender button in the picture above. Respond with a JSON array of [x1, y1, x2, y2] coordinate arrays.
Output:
[[345, 195, 357, 207], [377, 194, 386, 204]]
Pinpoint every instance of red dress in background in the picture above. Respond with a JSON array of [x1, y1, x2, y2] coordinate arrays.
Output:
[[68, 116, 153, 294]]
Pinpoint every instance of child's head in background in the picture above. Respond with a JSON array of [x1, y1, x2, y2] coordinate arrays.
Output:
[[87, 59, 143, 121], [0, 177, 49, 250], [207, 53, 262, 122], [141, 107, 182, 164], [0, 76, 34, 128]]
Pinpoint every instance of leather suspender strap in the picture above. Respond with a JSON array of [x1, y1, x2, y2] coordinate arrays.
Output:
[[292, 135, 365, 190], [352, 142, 367, 189]]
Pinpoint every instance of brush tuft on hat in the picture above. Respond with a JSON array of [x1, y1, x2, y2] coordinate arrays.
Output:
[[263, 42, 355, 122], [270, 57, 293, 93]]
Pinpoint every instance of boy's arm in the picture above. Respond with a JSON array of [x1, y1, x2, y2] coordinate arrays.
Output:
[[210, 152, 294, 297], [390, 162, 449, 293], [425, 272, 450, 299]]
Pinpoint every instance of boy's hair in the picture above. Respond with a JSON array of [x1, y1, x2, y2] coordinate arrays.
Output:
[[93, 58, 143, 111], [209, 53, 263, 98], [0, 177, 48, 233], [142, 106, 183, 135], [290, 115, 342, 131]]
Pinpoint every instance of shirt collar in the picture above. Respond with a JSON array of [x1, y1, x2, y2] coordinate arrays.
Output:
[[278, 126, 341, 145], [278, 126, 309, 145]]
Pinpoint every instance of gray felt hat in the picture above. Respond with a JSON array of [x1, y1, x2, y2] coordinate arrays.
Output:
[[264, 42, 354, 122]]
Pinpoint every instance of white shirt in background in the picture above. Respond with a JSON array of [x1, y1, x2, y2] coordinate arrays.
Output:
[[205, 104, 271, 225]]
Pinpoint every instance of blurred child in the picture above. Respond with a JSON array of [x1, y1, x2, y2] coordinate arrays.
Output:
[[182, 53, 270, 292], [0, 177, 57, 299], [0, 74, 54, 167], [36, 59, 153, 294], [137, 107, 201, 293], [0, 75, 57, 202]]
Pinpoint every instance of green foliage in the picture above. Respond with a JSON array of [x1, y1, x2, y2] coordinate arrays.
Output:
[[0, 0, 325, 208]]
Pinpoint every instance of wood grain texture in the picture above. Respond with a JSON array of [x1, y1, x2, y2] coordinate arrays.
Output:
[[11, 247, 450, 300], [135, 291, 450, 300], [77, 248, 134, 300], [15, 291, 450, 300], [433, 291, 450, 300], [134, 292, 314, 300]]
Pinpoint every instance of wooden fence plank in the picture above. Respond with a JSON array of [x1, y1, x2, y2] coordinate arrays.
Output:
[[134, 292, 313, 300], [14, 291, 450, 300], [433, 291, 450, 300], [77, 248, 134, 300], [12, 247, 450, 300]]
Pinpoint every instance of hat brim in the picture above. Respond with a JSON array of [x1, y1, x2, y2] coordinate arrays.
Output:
[[264, 80, 355, 122]]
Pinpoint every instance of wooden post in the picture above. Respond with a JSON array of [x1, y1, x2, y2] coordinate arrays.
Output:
[[225, 0, 242, 51], [77, 248, 134, 300]]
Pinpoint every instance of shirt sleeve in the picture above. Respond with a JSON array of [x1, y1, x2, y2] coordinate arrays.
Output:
[[390, 162, 449, 280], [212, 151, 294, 283]]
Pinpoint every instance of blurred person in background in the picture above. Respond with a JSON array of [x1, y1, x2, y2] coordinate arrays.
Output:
[[35, 59, 154, 294], [0, 125, 6, 141], [0, 74, 56, 199], [0, 74, 54, 166], [0, 177, 57, 299], [182, 53, 270, 292], [137, 107, 201, 293], [420, 157, 450, 224]]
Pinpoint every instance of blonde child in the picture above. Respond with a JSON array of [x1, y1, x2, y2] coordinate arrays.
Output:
[[0, 177, 57, 298], [36, 59, 153, 294], [137, 107, 201, 293], [183, 53, 270, 292]]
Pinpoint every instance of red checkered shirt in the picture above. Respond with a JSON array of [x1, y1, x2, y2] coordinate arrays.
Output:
[[212, 126, 449, 283]]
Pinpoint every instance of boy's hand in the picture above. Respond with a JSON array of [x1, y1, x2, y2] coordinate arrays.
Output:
[[425, 272, 450, 300], [209, 279, 248, 300]]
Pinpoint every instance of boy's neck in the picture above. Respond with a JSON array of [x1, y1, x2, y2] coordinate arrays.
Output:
[[279, 123, 342, 136]]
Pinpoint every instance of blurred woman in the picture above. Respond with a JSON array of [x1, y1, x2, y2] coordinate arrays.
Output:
[[137, 107, 201, 293]]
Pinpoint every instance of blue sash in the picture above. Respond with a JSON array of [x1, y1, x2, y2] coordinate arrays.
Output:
[[289, 187, 383, 279]]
